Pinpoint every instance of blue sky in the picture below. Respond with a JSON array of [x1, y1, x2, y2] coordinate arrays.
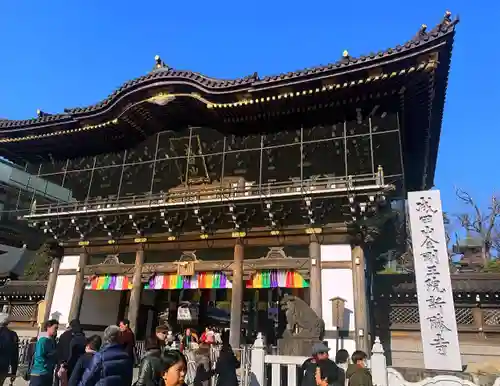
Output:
[[0, 0, 498, 218]]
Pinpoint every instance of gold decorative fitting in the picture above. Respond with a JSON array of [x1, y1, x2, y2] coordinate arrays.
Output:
[[445, 10, 451, 17], [207, 63, 428, 110], [154, 55, 162, 69], [342, 50, 349, 58], [0, 118, 119, 144], [421, 24, 427, 30], [36, 109, 42, 117], [175, 261, 195, 276]]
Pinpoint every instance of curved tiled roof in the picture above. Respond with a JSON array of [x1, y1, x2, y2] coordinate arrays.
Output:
[[0, 280, 47, 296], [0, 12, 458, 131]]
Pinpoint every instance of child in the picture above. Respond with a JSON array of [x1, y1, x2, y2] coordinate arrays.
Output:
[[345, 350, 372, 386]]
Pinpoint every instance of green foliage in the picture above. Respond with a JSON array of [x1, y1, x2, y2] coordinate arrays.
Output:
[[482, 259, 500, 273], [377, 266, 401, 275], [22, 243, 52, 280]]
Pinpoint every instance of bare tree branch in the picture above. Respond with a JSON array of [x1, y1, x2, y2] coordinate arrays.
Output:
[[454, 188, 500, 263]]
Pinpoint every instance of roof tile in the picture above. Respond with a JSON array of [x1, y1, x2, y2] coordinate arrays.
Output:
[[0, 12, 458, 130]]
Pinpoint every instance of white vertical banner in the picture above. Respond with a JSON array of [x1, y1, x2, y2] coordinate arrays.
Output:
[[408, 190, 462, 371]]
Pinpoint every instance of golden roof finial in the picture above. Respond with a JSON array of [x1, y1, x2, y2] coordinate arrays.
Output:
[[421, 24, 427, 30], [36, 109, 42, 117], [154, 55, 163, 69], [342, 50, 349, 58], [445, 10, 451, 17]]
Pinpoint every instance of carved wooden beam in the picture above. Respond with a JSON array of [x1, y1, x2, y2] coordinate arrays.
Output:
[[84, 264, 135, 276], [63, 232, 351, 255]]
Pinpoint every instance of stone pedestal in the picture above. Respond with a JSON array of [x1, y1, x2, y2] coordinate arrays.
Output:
[[278, 336, 321, 356]]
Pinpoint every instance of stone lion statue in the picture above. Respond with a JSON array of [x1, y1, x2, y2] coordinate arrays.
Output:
[[280, 294, 325, 341]]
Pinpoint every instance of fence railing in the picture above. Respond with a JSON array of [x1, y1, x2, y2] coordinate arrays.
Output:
[[248, 334, 500, 386]]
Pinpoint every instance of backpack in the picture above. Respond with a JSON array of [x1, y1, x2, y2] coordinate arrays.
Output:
[[68, 332, 86, 367]]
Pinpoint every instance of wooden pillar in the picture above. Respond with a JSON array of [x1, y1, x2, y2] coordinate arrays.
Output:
[[309, 235, 322, 318], [68, 250, 88, 321], [43, 255, 62, 322], [229, 240, 244, 348], [352, 245, 369, 352], [127, 247, 145, 334]]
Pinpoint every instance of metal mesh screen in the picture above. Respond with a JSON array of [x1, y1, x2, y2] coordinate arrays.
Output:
[[455, 307, 474, 325], [389, 306, 475, 326], [10, 304, 36, 320], [389, 306, 420, 324], [484, 309, 500, 326]]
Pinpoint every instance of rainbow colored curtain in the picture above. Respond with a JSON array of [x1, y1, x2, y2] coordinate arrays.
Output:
[[86, 275, 133, 290], [144, 272, 232, 290], [246, 270, 309, 289]]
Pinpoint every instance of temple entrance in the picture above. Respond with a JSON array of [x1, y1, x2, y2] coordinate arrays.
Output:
[[146, 269, 310, 346]]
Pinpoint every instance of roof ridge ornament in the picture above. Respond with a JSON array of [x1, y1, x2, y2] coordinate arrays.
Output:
[[36, 109, 50, 118], [415, 24, 428, 40], [437, 10, 458, 32], [153, 55, 169, 71]]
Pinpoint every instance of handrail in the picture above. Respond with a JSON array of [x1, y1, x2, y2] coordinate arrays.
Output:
[[22, 172, 391, 219]]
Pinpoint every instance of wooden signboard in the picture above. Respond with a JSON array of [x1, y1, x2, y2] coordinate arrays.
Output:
[[176, 262, 195, 276], [330, 297, 346, 329]]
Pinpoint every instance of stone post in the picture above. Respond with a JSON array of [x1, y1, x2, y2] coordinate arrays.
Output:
[[230, 240, 244, 348], [370, 337, 388, 386], [68, 250, 88, 321], [250, 333, 266, 386], [43, 254, 62, 322], [309, 234, 322, 318], [352, 245, 369, 352], [128, 247, 145, 334]]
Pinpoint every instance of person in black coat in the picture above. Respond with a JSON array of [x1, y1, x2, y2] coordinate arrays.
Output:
[[57, 319, 86, 377], [213, 332, 239, 386], [68, 335, 102, 386], [301, 343, 344, 386], [135, 337, 164, 386], [0, 314, 19, 385]]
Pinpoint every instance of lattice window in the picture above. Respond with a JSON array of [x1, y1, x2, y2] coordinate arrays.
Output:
[[9, 304, 36, 321], [389, 306, 420, 324], [455, 307, 474, 325], [484, 309, 500, 326]]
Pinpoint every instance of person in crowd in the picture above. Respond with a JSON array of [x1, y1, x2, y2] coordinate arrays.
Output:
[[213, 331, 239, 386], [135, 337, 164, 386], [300, 342, 344, 386], [345, 351, 372, 386], [335, 349, 350, 372], [200, 327, 215, 345], [180, 328, 197, 352], [30, 319, 59, 386], [117, 319, 135, 359], [68, 335, 102, 386], [214, 328, 222, 345], [166, 330, 175, 347], [154, 326, 172, 354], [79, 325, 133, 386], [0, 313, 19, 385], [57, 320, 86, 378], [193, 343, 212, 386], [161, 350, 186, 386]]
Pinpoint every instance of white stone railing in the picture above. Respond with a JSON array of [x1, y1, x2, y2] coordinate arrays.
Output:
[[249, 334, 500, 386]]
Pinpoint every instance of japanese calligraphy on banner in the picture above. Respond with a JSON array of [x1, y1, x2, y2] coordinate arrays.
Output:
[[408, 190, 462, 371]]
